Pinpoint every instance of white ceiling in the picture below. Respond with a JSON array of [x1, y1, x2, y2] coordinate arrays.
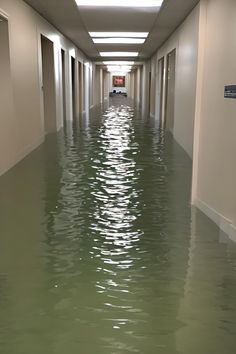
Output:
[[24, 0, 199, 62]]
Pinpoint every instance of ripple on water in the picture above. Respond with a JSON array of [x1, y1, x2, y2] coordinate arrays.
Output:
[[0, 102, 236, 354]]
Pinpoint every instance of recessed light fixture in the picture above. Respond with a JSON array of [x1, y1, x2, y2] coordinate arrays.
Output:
[[103, 61, 135, 65], [89, 32, 148, 38], [93, 38, 145, 44], [108, 68, 131, 73], [108, 69, 131, 72], [76, 0, 163, 7], [107, 66, 132, 71], [109, 71, 130, 75], [100, 52, 139, 57]]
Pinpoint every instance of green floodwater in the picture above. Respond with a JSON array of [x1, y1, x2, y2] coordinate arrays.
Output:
[[0, 98, 236, 354]]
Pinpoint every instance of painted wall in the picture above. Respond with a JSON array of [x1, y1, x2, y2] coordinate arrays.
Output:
[[153, 0, 236, 239], [192, 0, 236, 240], [0, 0, 91, 176], [152, 4, 200, 158]]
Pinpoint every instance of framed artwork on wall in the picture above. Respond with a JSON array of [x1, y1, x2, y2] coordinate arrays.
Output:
[[113, 76, 125, 87]]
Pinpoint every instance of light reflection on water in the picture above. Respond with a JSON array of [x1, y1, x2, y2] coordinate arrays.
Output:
[[90, 105, 142, 270], [0, 100, 236, 354]]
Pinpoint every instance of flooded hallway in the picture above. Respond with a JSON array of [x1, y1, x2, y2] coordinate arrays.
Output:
[[0, 1, 236, 353]]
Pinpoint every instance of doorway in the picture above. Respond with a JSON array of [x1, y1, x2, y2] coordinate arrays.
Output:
[[140, 65, 143, 106], [78, 61, 83, 114], [133, 70, 137, 103], [71, 56, 76, 120], [83, 64, 86, 111], [148, 71, 151, 114], [0, 16, 12, 171], [157, 57, 164, 124], [164, 49, 176, 132], [61, 49, 66, 122], [41, 35, 57, 134]]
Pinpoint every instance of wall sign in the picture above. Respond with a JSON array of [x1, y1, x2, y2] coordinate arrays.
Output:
[[224, 85, 236, 99]]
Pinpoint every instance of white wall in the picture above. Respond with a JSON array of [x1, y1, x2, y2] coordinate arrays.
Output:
[[192, 0, 236, 240], [151, 4, 200, 158], [154, 0, 236, 240], [0, 0, 91, 176]]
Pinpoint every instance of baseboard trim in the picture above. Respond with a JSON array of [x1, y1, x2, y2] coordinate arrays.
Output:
[[195, 198, 236, 243]]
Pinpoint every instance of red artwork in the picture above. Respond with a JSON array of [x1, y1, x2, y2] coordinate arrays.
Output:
[[113, 76, 125, 87]]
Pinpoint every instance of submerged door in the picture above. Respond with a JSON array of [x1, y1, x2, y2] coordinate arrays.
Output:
[[78, 61, 83, 114], [71, 56, 76, 120], [156, 57, 164, 124], [164, 49, 176, 132], [61, 49, 66, 122], [148, 71, 151, 114], [41, 35, 57, 134]]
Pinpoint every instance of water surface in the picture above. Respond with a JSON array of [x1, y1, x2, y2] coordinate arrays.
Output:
[[0, 99, 236, 354]]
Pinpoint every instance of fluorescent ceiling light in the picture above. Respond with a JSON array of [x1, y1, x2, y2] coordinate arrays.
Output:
[[89, 32, 148, 38], [93, 38, 145, 44], [100, 52, 139, 57], [109, 72, 130, 76], [108, 69, 131, 72], [107, 66, 132, 71], [108, 71, 130, 74], [103, 61, 135, 65], [76, 0, 163, 7]]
